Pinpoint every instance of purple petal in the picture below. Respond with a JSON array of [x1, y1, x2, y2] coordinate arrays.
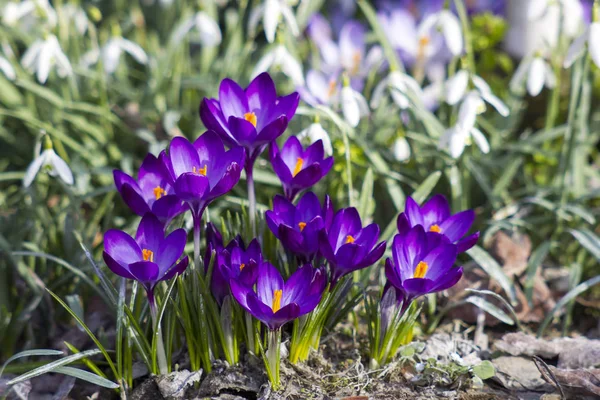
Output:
[[279, 136, 304, 169], [199, 99, 232, 141], [103, 251, 135, 279], [135, 213, 164, 253], [255, 262, 284, 306], [219, 78, 249, 118], [246, 72, 277, 111], [272, 92, 300, 121], [400, 225, 427, 272], [302, 139, 325, 166], [206, 162, 242, 199], [456, 232, 479, 253], [113, 170, 139, 192], [162, 256, 189, 281], [360, 241, 386, 267], [151, 195, 185, 222], [138, 154, 169, 193], [430, 267, 463, 292], [421, 194, 451, 229], [194, 130, 225, 166], [228, 116, 258, 145], [229, 278, 253, 311], [129, 260, 160, 283], [422, 243, 457, 281], [169, 137, 200, 178], [282, 265, 314, 305], [385, 257, 403, 290], [402, 277, 436, 298], [278, 225, 306, 254], [157, 228, 187, 273], [396, 213, 411, 234], [439, 210, 475, 242], [404, 197, 424, 226], [255, 116, 288, 144], [328, 207, 362, 251], [119, 183, 151, 216], [174, 173, 210, 202], [270, 302, 301, 330], [104, 229, 142, 265], [290, 164, 324, 189], [271, 153, 294, 185]]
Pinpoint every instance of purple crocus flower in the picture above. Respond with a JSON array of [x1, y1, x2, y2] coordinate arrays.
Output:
[[212, 237, 262, 305], [161, 131, 245, 219], [270, 136, 334, 201], [230, 262, 326, 330], [266, 192, 333, 262], [397, 195, 479, 253], [319, 207, 386, 285], [103, 213, 189, 304], [385, 225, 462, 305], [113, 154, 186, 224], [199, 72, 300, 169]]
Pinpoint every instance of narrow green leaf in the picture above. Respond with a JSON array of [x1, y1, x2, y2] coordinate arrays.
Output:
[[569, 229, 600, 261], [7, 349, 101, 386], [358, 168, 374, 221], [465, 296, 514, 325], [411, 171, 442, 204], [524, 242, 551, 306], [467, 246, 517, 304], [0, 349, 64, 378], [53, 367, 119, 389]]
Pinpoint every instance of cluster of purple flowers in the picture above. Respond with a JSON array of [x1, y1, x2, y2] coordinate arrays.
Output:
[[103, 71, 478, 367]]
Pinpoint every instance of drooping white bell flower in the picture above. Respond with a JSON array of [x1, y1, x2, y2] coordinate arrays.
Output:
[[82, 37, 148, 74], [564, 22, 600, 68], [419, 10, 464, 57], [61, 4, 90, 35], [370, 70, 424, 110], [170, 12, 222, 46], [248, 0, 299, 43], [23, 136, 74, 187], [439, 93, 490, 158], [340, 83, 369, 128], [252, 45, 304, 85], [2, 0, 57, 29], [511, 55, 555, 96], [392, 136, 411, 162], [0, 55, 16, 80], [21, 35, 72, 84], [445, 70, 509, 117], [297, 122, 333, 156]]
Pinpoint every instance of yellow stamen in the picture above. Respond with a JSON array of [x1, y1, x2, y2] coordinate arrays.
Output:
[[417, 36, 430, 60], [429, 224, 441, 233], [153, 186, 167, 200], [272, 289, 282, 313], [345, 235, 355, 244], [142, 249, 154, 263], [298, 222, 307, 232], [244, 112, 257, 127], [351, 50, 361, 75], [192, 165, 207, 176], [292, 157, 304, 177], [414, 261, 428, 279], [327, 79, 337, 98], [240, 263, 246, 271]]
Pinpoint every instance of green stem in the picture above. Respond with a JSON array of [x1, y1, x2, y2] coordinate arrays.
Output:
[[267, 329, 281, 390], [149, 293, 169, 375]]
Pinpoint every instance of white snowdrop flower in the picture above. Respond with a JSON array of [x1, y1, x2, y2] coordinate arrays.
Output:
[[511, 55, 555, 97], [439, 92, 491, 158], [297, 122, 333, 156], [371, 70, 423, 110], [415, 362, 426, 372], [2, 0, 57, 29], [340, 84, 369, 128], [21, 35, 72, 84], [0, 55, 16, 80], [445, 70, 509, 117], [23, 136, 74, 187], [564, 22, 600, 68], [82, 37, 148, 74], [61, 4, 90, 35], [392, 136, 411, 162], [419, 10, 464, 57], [252, 45, 304, 85], [248, 0, 299, 43], [171, 12, 222, 46]]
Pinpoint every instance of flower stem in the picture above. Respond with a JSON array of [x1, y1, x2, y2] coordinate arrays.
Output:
[[246, 163, 257, 235], [245, 312, 256, 355], [193, 211, 202, 271], [267, 329, 281, 390], [148, 293, 169, 375]]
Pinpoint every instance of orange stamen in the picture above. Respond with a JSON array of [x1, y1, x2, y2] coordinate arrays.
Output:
[[142, 249, 154, 263], [298, 222, 307, 232], [153, 186, 167, 200], [193, 165, 207, 176], [429, 224, 441, 233], [414, 261, 428, 279], [345, 235, 355, 244], [293, 157, 304, 177], [244, 112, 257, 127], [240, 263, 246, 271], [272, 289, 282, 313]]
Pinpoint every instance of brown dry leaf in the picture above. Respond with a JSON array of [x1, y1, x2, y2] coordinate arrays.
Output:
[[544, 367, 600, 398], [447, 231, 555, 325]]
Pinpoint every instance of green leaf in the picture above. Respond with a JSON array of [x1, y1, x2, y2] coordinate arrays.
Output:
[[53, 367, 119, 389], [465, 296, 513, 326], [569, 229, 600, 261], [15, 80, 64, 107], [472, 361, 495, 380], [524, 241, 551, 306], [358, 168, 374, 221], [6, 349, 102, 386], [0, 349, 64, 378], [467, 246, 517, 304], [411, 171, 442, 204]]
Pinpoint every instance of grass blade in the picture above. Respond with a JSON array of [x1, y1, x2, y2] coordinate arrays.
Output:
[[467, 246, 517, 305], [53, 367, 119, 389], [0, 349, 64, 378]]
